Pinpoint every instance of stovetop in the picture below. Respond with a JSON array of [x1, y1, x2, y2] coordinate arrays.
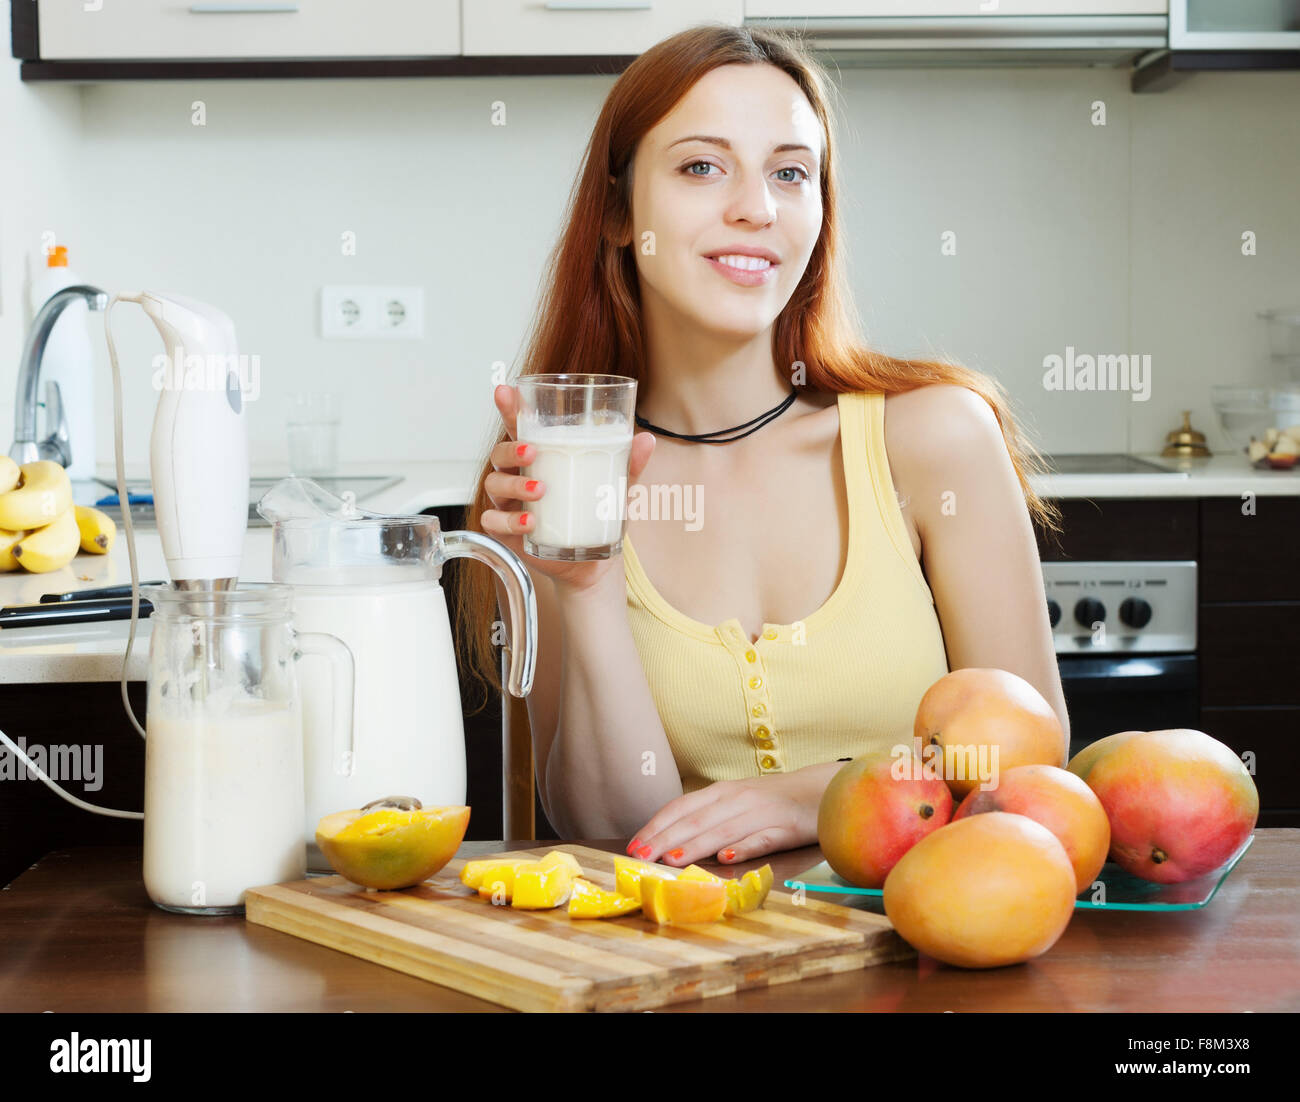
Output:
[[1046, 454, 1183, 475]]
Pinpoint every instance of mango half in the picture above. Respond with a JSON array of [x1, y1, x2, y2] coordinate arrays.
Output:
[[316, 802, 470, 890]]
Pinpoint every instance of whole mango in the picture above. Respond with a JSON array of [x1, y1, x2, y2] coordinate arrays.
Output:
[[1083, 729, 1257, 884]]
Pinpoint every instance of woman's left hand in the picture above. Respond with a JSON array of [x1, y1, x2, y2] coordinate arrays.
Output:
[[626, 764, 836, 867]]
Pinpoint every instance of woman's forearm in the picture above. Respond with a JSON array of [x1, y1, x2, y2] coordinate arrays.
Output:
[[544, 564, 684, 837]]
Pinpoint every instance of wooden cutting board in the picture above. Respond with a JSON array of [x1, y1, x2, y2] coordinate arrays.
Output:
[[244, 843, 912, 1012]]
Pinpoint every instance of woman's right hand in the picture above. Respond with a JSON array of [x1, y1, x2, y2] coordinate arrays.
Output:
[[482, 384, 656, 595]]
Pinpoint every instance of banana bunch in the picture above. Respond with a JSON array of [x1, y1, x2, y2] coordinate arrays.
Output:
[[0, 458, 117, 573]]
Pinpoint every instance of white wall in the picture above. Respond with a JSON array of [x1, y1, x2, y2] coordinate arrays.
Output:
[[1, 54, 1297, 472], [0, 56, 85, 456]]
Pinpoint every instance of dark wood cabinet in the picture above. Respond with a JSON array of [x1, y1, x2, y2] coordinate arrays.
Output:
[[1197, 495, 1300, 826], [0, 682, 147, 889], [1035, 498, 1198, 560], [1199, 604, 1300, 707], [1200, 497, 1300, 602]]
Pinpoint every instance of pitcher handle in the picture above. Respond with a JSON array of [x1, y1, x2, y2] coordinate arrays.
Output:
[[440, 530, 536, 698], [294, 630, 356, 779]]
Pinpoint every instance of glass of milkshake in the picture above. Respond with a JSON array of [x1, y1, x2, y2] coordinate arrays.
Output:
[[515, 374, 637, 560]]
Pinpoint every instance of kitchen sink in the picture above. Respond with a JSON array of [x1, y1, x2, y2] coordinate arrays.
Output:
[[82, 474, 403, 527]]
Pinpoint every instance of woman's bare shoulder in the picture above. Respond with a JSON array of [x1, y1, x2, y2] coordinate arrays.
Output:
[[883, 384, 1003, 497]]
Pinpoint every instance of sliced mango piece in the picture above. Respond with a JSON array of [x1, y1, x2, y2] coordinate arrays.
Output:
[[567, 877, 641, 919], [539, 850, 584, 879], [512, 862, 574, 909], [460, 856, 536, 891], [642, 875, 727, 925], [723, 863, 774, 916], [677, 863, 723, 883], [475, 859, 532, 901], [614, 854, 676, 899], [315, 804, 470, 890]]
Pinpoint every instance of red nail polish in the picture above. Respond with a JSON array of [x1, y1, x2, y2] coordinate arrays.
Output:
[[519, 512, 531, 526], [525, 480, 539, 492], [667, 848, 684, 860], [636, 844, 652, 859], [516, 443, 528, 458], [626, 839, 641, 855], [720, 848, 736, 861]]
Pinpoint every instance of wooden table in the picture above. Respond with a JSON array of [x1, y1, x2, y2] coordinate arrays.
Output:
[[2, 833, 1297, 1012]]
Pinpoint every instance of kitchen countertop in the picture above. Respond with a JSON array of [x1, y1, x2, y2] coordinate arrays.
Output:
[[1, 453, 1296, 684], [1, 834, 1295, 1012], [1036, 451, 1300, 498]]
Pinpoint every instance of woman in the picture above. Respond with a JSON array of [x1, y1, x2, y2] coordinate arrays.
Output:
[[458, 24, 1066, 869]]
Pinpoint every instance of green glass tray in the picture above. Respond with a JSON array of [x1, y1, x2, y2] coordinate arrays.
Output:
[[784, 833, 1255, 912]]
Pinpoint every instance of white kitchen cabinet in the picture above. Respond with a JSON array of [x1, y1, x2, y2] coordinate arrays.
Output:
[[461, 0, 743, 57], [745, 2, 1167, 16], [36, 0, 461, 60]]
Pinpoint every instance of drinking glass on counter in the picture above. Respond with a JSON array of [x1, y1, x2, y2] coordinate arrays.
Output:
[[286, 392, 340, 477], [515, 374, 637, 560]]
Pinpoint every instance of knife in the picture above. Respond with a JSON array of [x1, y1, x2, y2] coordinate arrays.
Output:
[[0, 597, 154, 629], [37, 581, 167, 604]]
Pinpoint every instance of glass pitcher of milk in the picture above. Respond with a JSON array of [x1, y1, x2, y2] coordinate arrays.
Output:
[[140, 583, 355, 914], [256, 478, 537, 870]]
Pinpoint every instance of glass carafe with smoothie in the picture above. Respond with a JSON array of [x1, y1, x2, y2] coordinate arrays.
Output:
[[140, 583, 355, 914], [515, 374, 637, 560], [256, 478, 537, 870]]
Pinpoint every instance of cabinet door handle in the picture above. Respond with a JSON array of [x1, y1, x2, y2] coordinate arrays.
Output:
[[543, 1, 653, 11], [189, 3, 301, 13]]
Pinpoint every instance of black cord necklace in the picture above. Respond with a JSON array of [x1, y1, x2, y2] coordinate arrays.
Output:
[[635, 383, 799, 443]]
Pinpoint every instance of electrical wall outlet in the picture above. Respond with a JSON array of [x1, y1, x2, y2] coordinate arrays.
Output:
[[320, 286, 371, 339], [372, 286, 424, 340], [320, 285, 424, 340]]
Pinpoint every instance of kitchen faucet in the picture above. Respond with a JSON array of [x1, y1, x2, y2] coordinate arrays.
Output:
[[8, 284, 108, 466]]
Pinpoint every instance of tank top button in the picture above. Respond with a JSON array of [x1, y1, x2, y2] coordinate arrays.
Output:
[[748, 676, 762, 690], [754, 725, 769, 739], [757, 738, 774, 750], [751, 703, 766, 717], [760, 755, 776, 770], [763, 628, 777, 640], [744, 649, 756, 663]]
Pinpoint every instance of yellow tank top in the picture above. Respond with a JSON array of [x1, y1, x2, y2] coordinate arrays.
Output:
[[623, 389, 950, 794]]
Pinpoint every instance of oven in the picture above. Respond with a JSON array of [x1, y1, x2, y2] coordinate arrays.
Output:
[[1044, 560, 1200, 762]]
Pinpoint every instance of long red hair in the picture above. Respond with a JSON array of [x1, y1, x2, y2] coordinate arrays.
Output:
[[455, 23, 1061, 711]]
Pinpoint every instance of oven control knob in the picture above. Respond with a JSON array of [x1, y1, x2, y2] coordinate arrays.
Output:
[[1074, 597, 1106, 628], [1047, 598, 1061, 628], [1120, 596, 1152, 628]]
